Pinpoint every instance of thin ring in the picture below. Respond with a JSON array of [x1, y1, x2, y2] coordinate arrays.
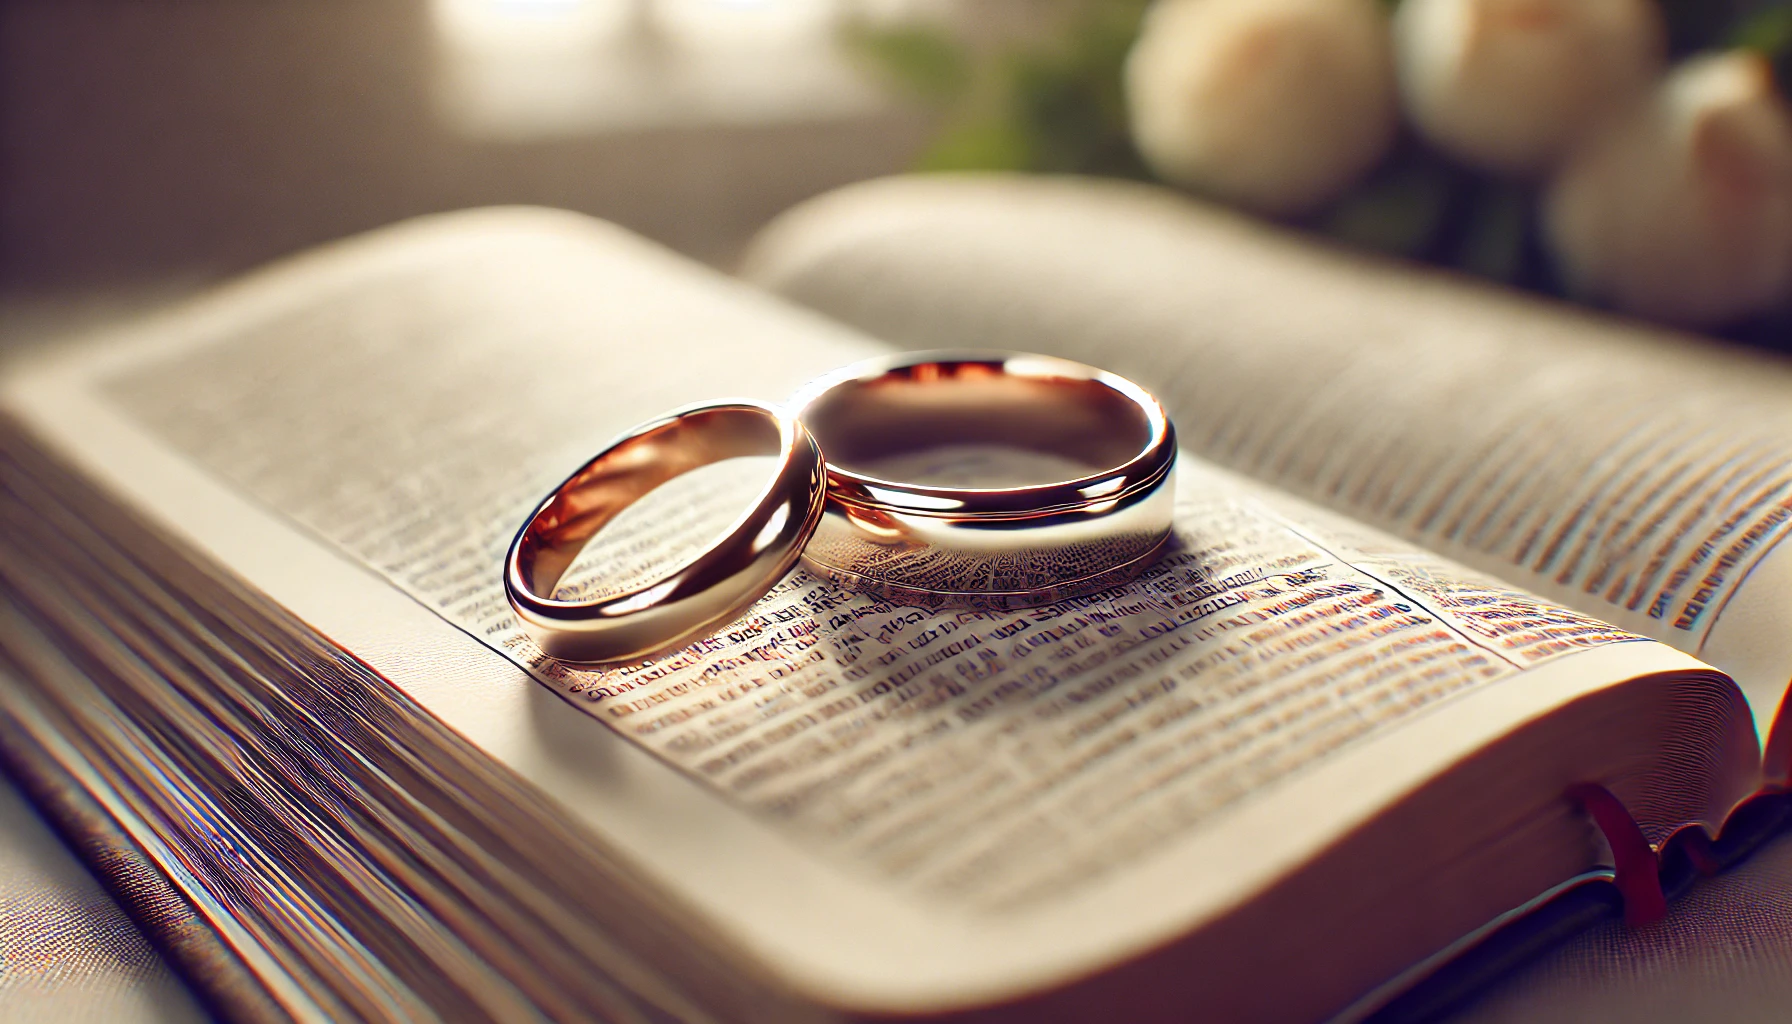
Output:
[[790, 351, 1177, 609], [504, 400, 825, 664]]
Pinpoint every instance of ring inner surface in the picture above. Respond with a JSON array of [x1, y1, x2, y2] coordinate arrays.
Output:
[[802, 363, 1154, 492], [520, 407, 781, 600]]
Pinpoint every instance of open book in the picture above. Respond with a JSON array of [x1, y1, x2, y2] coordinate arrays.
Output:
[[0, 192, 1785, 1023]]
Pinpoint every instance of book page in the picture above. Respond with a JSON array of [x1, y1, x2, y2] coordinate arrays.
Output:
[[742, 175, 1792, 753], [89, 214, 1671, 910], [0, 208, 1752, 1013]]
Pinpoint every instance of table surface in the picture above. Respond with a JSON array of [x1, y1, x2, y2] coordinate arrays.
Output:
[[0, 777, 203, 1024]]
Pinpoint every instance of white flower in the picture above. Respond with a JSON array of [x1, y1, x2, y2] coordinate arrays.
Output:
[[1395, 0, 1664, 175], [1125, 0, 1398, 217], [1545, 51, 1792, 329]]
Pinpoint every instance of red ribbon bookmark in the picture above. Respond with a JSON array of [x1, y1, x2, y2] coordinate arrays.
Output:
[[1566, 782, 1666, 926]]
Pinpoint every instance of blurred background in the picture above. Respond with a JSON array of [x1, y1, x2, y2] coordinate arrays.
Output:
[[0, 0, 1046, 342], [7, 0, 1792, 345]]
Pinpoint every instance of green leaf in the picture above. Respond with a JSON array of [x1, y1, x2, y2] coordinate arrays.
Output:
[[842, 25, 972, 106], [915, 120, 1036, 173], [1733, 3, 1792, 56], [870, 0, 1152, 177]]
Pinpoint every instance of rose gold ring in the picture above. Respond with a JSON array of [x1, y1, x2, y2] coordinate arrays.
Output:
[[503, 400, 825, 664], [790, 351, 1177, 610]]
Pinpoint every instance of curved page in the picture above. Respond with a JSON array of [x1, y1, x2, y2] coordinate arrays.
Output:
[[743, 175, 1792, 769]]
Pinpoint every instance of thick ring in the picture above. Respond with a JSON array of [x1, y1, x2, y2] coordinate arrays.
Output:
[[504, 401, 825, 664], [791, 352, 1177, 610]]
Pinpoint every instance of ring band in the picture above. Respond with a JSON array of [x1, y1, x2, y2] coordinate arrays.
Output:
[[504, 401, 825, 664], [791, 352, 1177, 610]]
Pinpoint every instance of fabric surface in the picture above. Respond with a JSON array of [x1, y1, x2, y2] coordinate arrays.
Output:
[[0, 771, 202, 1024]]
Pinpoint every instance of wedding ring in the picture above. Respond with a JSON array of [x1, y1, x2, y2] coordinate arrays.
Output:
[[504, 401, 825, 664], [791, 352, 1176, 609], [506, 356, 1174, 664]]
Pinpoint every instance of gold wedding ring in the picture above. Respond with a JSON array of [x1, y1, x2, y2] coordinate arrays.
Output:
[[504, 401, 825, 663], [793, 352, 1177, 610], [505, 354, 1175, 664]]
